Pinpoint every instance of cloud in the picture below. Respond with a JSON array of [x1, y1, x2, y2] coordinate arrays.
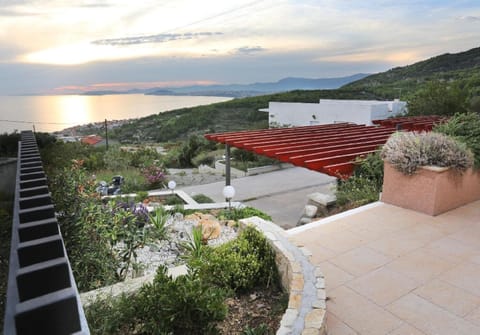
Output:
[[234, 46, 266, 55], [457, 15, 480, 22], [92, 32, 223, 46]]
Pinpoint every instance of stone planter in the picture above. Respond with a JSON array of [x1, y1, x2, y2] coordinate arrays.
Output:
[[381, 162, 480, 216]]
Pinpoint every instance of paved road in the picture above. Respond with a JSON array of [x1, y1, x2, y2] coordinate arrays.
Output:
[[180, 167, 337, 229]]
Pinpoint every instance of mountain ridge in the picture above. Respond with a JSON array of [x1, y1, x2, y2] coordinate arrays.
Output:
[[82, 74, 369, 97]]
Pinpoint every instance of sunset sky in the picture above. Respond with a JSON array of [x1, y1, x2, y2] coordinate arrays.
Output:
[[1, 0, 479, 95]]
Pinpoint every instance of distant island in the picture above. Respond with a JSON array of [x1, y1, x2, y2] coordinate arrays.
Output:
[[81, 74, 369, 98]]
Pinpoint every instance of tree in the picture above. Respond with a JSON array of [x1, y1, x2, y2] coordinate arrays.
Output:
[[407, 81, 468, 116]]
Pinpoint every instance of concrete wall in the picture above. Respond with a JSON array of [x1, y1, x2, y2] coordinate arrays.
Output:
[[266, 99, 407, 127], [0, 158, 17, 197]]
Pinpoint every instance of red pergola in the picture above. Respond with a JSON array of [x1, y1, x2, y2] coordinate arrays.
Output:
[[205, 116, 446, 179]]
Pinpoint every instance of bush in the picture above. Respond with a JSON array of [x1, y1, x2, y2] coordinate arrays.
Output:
[[140, 164, 166, 189], [434, 112, 480, 169], [192, 150, 218, 167], [86, 266, 228, 335], [381, 132, 473, 175], [164, 194, 185, 205], [48, 161, 119, 291], [140, 267, 227, 334], [407, 81, 468, 116], [192, 193, 214, 203], [335, 152, 384, 207], [218, 206, 272, 222], [193, 226, 278, 292]]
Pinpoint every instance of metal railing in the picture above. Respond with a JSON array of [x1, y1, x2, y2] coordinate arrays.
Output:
[[3, 131, 89, 334]]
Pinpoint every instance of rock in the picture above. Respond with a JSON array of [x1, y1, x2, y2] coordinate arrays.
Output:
[[197, 218, 222, 240], [298, 217, 312, 225], [185, 213, 202, 221], [304, 205, 318, 218], [308, 192, 336, 207], [226, 220, 237, 227]]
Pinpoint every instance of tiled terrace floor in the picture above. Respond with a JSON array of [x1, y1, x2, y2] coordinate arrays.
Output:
[[288, 200, 480, 335]]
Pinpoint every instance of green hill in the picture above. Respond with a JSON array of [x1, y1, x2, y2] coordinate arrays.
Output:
[[111, 46, 480, 143], [343, 46, 480, 99], [111, 88, 380, 143]]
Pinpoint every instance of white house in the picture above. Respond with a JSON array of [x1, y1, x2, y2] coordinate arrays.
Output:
[[262, 99, 407, 128]]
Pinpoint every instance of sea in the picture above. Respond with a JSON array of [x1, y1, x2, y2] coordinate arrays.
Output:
[[0, 94, 232, 134]]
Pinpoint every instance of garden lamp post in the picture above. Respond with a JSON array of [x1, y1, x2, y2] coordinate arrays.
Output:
[[168, 180, 176, 195], [222, 185, 235, 210]]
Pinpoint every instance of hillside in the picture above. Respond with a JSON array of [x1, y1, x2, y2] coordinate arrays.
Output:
[[110, 46, 480, 143], [110, 88, 380, 143], [344, 46, 480, 99]]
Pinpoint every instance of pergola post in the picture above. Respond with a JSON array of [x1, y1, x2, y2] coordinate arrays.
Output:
[[225, 144, 231, 186]]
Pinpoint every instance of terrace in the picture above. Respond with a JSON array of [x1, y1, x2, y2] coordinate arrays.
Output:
[[289, 200, 480, 334]]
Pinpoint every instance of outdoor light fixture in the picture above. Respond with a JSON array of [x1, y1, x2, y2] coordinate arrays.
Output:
[[168, 180, 176, 194], [222, 185, 235, 209]]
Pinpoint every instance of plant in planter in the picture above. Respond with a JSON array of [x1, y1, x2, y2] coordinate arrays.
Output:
[[381, 132, 473, 175], [380, 131, 479, 215]]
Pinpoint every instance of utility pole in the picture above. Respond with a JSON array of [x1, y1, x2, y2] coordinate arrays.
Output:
[[225, 144, 231, 186], [104, 119, 109, 150]]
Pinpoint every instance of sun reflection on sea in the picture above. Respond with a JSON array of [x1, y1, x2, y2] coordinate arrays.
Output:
[[54, 95, 92, 127]]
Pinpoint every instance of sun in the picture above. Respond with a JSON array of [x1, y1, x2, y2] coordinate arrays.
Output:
[[22, 43, 126, 65]]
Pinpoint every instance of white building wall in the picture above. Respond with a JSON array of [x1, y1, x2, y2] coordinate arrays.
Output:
[[266, 99, 406, 127]]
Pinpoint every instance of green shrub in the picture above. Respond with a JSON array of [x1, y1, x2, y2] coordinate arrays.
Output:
[[335, 152, 384, 207], [407, 81, 468, 116], [48, 162, 119, 291], [140, 266, 227, 334], [192, 150, 217, 167], [193, 226, 278, 292], [434, 112, 480, 168], [86, 267, 227, 334], [84, 293, 140, 335], [381, 132, 474, 175], [192, 193, 214, 203], [218, 206, 272, 222], [164, 194, 185, 205], [134, 190, 149, 203], [129, 147, 162, 168]]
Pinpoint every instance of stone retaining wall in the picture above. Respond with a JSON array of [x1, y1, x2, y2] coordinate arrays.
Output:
[[239, 217, 327, 335]]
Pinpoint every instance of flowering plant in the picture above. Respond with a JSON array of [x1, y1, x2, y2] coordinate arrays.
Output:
[[141, 164, 166, 188]]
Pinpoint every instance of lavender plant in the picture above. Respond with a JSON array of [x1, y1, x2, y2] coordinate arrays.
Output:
[[381, 132, 474, 175]]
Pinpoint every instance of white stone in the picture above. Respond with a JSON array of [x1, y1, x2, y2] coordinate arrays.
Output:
[[280, 308, 299, 327], [298, 217, 312, 225], [308, 192, 336, 207], [304, 205, 318, 218], [315, 277, 326, 289]]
